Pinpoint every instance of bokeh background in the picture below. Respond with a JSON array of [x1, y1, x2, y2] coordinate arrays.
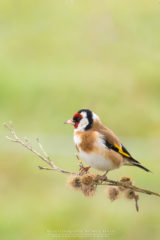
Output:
[[0, 0, 160, 239]]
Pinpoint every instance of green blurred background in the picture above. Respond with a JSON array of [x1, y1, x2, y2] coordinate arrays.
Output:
[[0, 0, 160, 239]]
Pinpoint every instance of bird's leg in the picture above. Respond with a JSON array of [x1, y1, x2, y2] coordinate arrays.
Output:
[[101, 170, 108, 180], [79, 166, 91, 175], [83, 166, 91, 172], [75, 153, 91, 175], [95, 170, 109, 182]]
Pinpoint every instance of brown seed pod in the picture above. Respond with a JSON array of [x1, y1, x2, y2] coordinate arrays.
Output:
[[81, 173, 96, 186], [124, 190, 140, 211], [105, 187, 120, 201], [119, 176, 133, 191], [135, 193, 139, 201], [125, 189, 135, 200], [67, 175, 82, 190], [81, 184, 97, 197]]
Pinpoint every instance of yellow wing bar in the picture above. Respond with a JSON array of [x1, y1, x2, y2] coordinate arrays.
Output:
[[114, 144, 130, 158]]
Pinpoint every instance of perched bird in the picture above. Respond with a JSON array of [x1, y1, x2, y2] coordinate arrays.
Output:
[[65, 109, 150, 175]]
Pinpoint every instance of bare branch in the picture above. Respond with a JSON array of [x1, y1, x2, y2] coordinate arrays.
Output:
[[98, 178, 160, 197], [36, 138, 49, 159], [4, 122, 160, 203], [38, 166, 55, 170], [134, 194, 139, 212], [4, 122, 76, 175]]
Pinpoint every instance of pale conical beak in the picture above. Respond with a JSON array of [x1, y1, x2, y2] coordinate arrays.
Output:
[[64, 119, 74, 125]]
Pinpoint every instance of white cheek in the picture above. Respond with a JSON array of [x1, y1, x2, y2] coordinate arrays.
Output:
[[80, 118, 88, 128], [75, 118, 89, 132]]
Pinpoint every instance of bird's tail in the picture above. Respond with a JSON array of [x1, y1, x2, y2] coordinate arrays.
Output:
[[132, 162, 151, 172], [126, 158, 151, 172]]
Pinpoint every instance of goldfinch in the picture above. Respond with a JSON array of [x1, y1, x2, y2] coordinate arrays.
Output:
[[65, 109, 150, 174]]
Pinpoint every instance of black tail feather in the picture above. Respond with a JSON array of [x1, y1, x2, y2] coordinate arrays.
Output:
[[126, 156, 151, 172], [132, 162, 151, 172]]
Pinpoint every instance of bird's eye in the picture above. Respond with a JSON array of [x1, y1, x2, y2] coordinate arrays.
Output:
[[75, 117, 81, 122]]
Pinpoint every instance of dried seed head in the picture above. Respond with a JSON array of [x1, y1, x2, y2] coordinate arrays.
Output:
[[67, 175, 82, 190], [81, 173, 96, 186], [135, 193, 139, 201], [124, 190, 140, 211], [120, 176, 133, 185], [125, 189, 135, 200], [105, 187, 120, 201], [119, 176, 133, 191], [81, 184, 97, 197]]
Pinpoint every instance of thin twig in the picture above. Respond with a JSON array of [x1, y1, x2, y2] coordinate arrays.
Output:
[[36, 138, 49, 159], [134, 194, 139, 212], [3, 122, 160, 198], [98, 179, 160, 197], [4, 122, 76, 175]]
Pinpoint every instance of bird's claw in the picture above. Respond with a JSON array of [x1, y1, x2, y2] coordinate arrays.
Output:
[[95, 171, 108, 182], [79, 166, 91, 175]]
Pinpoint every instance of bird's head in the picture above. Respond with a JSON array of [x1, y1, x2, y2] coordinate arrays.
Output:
[[64, 109, 99, 132]]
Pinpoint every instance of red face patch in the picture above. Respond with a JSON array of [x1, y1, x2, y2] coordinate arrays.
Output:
[[73, 112, 82, 128]]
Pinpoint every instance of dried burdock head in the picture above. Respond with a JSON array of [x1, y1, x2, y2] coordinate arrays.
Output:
[[80, 173, 97, 197], [67, 174, 97, 196], [81, 173, 96, 186], [105, 187, 120, 201], [125, 190, 135, 200], [67, 175, 82, 190], [120, 176, 133, 185], [135, 193, 139, 201], [125, 189, 140, 212], [125, 190, 139, 200], [81, 184, 97, 197], [118, 176, 133, 191]]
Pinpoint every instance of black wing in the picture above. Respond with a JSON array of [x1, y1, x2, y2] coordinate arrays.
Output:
[[104, 140, 150, 172]]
